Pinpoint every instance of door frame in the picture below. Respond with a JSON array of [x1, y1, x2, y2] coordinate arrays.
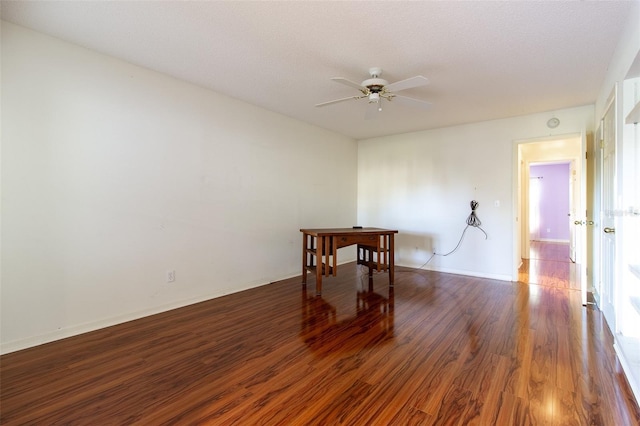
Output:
[[513, 133, 587, 304], [592, 119, 604, 307]]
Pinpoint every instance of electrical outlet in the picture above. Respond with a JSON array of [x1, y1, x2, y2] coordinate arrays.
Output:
[[167, 270, 176, 283]]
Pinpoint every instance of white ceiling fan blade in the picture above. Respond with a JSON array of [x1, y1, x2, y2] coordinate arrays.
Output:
[[331, 77, 366, 92], [315, 95, 363, 107], [384, 76, 429, 93], [391, 94, 432, 110]]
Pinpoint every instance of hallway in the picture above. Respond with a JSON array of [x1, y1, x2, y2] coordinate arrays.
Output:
[[518, 241, 579, 290]]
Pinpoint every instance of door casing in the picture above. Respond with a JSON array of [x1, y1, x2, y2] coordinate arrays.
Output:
[[513, 134, 587, 304]]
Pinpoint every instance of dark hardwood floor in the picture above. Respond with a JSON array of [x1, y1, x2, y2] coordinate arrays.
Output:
[[518, 241, 579, 290], [2, 253, 639, 424]]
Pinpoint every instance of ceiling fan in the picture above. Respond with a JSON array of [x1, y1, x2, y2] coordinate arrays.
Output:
[[315, 67, 431, 118]]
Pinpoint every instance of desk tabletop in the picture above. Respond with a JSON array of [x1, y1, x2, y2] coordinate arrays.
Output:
[[300, 227, 398, 236]]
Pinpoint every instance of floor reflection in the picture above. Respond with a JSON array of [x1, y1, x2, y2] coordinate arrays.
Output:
[[519, 241, 578, 289], [300, 279, 394, 353]]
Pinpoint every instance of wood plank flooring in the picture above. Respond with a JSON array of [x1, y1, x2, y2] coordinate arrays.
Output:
[[2, 254, 639, 424], [518, 241, 579, 290]]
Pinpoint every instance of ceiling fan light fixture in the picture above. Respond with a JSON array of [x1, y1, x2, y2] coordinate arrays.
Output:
[[315, 67, 431, 114]]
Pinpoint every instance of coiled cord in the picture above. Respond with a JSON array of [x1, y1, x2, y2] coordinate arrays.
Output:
[[419, 200, 488, 268], [466, 200, 482, 227], [465, 200, 488, 239]]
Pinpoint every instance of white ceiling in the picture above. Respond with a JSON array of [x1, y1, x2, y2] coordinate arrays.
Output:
[[0, 1, 633, 140]]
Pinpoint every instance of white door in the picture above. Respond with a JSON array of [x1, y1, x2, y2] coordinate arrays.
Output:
[[601, 99, 616, 329], [578, 135, 588, 305], [569, 160, 577, 263], [592, 124, 604, 307]]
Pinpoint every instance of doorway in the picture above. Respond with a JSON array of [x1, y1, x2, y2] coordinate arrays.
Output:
[[521, 161, 576, 289], [514, 135, 585, 294]]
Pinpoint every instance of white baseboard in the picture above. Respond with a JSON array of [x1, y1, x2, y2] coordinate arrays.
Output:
[[531, 238, 570, 243], [395, 262, 512, 282]]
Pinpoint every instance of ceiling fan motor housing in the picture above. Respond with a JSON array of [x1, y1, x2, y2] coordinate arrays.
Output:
[[364, 67, 387, 93], [362, 78, 388, 93]]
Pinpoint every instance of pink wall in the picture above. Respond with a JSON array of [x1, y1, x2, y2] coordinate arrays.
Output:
[[529, 163, 570, 241]]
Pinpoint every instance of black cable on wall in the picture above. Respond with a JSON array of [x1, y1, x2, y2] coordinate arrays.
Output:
[[419, 200, 488, 268]]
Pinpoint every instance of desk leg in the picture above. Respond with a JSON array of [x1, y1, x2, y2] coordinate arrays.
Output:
[[331, 236, 337, 277], [301, 233, 308, 285], [389, 233, 395, 286], [379, 234, 386, 272], [324, 236, 331, 278], [384, 235, 388, 271], [366, 246, 374, 278], [315, 236, 323, 296]]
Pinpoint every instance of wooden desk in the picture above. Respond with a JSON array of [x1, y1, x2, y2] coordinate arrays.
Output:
[[300, 227, 398, 295]]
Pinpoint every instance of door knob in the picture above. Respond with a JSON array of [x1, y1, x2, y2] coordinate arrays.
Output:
[[603, 227, 615, 234], [587, 221, 594, 225], [574, 220, 583, 225]]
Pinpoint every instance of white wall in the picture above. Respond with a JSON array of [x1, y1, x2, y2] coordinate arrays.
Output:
[[0, 22, 357, 353], [595, 1, 640, 122], [357, 106, 593, 280]]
